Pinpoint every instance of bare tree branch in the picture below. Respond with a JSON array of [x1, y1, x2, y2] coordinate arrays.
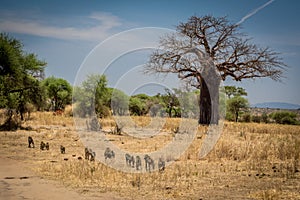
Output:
[[145, 15, 287, 83]]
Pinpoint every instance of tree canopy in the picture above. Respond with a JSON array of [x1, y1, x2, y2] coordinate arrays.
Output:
[[0, 33, 46, 129], [42, 76, 72, 111], [145, 15, 287, 125]]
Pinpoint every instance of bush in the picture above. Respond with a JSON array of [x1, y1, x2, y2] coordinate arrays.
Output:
[[241, 113, 251, 122], [225, 112, 234, 121], [261, 112, 269, 123], [269, 111, 299, 125], [251, 115, 261, 123]]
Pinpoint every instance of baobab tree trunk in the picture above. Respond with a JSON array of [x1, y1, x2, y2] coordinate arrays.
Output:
[[199, 79, 211, 125], [198, 62, 220, 125], [198, 78, 219, 125]]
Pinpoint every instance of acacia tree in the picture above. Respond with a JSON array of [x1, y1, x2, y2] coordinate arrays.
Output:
[[145, 15, 286, 125], [42, 76, 72, 111], [224, 86, 247, 99], [0, 33, 46, 129], [227, 96, 249, 122], [73, 74, 110, 117]]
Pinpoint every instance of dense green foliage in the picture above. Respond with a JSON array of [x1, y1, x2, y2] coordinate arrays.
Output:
[[0, 33, 46, 129], [224, 86, 247, 99], [42, 76, 72, 111], [225, 86, 249, 122], [226, 96, 249, 122], [269, 111, 299, 125], [73, 74, 111, 118]]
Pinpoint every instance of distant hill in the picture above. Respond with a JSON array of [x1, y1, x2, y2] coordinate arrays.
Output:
[[252, 102, 300, 110]]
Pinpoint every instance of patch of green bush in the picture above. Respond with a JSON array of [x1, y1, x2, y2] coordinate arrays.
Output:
[[269, 111, 299, 125]]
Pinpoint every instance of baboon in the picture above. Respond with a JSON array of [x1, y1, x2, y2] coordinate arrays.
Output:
[[60, 145, 65, 154], [85, 147, 90, 160], [144, 154, 155, 172], [84, 147, 95, 161], [135, 156, 142, 170], [158, 157, 165, 172], [90, 151, 96, 161], [28, 136, 34, 148], [173, 126, 179, 134], [114, 124, 122, 135], [45, 142, 49, 150], [125, 153, 135, 168], [104, 147, 115, 160], [40, 141, 45, 150]]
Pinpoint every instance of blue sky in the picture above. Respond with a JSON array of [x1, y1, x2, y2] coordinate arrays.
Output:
[[1, 0, 300, 105]]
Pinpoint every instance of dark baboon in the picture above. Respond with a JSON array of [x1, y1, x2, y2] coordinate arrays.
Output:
[[40, 141, 45, 150], [60, 145, 65, 154], [45, 142, 49, 150], [158, 157, 165, 172], [85, 147, 95, 161], [125, 153, 131, 165], [173, 126, 179, 134], [28, 136, 34, 148], [125, 153, 135, 167], [104, 147, 115, 160], [90, 151, 96, 161], [144, 154, 155, 172], [136, 156, 141, 170], [114, 124, 122, 135], [85, 147, 89, 160]]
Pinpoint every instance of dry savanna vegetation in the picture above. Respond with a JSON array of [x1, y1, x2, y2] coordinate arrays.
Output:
[[0, 111, 300, 199]]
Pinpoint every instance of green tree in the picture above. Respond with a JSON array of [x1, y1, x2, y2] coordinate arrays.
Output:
[[160, 89, 180, 118], [111, 89, 129, 116], [224, 86, 247, 99], [173, 89, 199, 118], [129, 95, 151, 116], [0, 33, 46, 129], [73, 74, 110, 118], [42, 76, 72, 111], [269, 111, 299, 125], [227, 96, 249, 122]]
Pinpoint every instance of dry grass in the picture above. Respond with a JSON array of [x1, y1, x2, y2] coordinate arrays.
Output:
[[0, 112, 300, 199]]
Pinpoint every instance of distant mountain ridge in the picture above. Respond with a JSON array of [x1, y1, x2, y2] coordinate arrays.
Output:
[[252, 102, 300, 110]]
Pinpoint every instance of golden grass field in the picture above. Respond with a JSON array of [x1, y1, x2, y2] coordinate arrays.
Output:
[[0, 112, 300, 199]]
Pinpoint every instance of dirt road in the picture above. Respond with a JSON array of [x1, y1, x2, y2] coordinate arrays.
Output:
[[0, 156, 123, 200]]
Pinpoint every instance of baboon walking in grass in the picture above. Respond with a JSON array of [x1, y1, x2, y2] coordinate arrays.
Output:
[[136, 156, 142, 170], [90, 151, 96, 161], [85, 147, 95, 161], [40, 141, 45, 150], [45, 142, 49, 150], [144, 154, 155, 172], [125, 153, 135, 168], [28, 136, 34, 148], [158, 157, 165, 172], [60, 145, 65, 154], [104, 147, 115, 160]]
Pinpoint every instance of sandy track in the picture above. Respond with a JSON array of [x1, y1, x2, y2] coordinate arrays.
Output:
[[0, 156, 123, 200]]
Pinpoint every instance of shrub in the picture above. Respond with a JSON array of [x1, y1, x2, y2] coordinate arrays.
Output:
[[261, 112, 269, 123], [241, 113, 251, 122], [251, 115, 261, 123], [269, 111, 299, 125], [225, 112, 234, 121]]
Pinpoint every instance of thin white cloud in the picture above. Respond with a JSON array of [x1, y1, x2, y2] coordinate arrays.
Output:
[[236, 0, 274, 25], [0, 12, 122, 42]]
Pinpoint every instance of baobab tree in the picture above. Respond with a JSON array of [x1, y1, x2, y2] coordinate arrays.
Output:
[[145, 15, 287, 125]]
